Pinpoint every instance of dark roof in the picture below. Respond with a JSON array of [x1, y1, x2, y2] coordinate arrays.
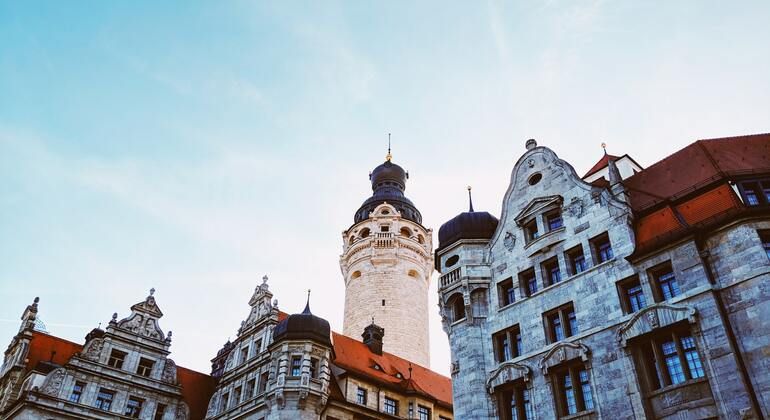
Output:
[[272, 303, 331, 346], [437, 211, 499, 252], [354, 160, 422, 224]]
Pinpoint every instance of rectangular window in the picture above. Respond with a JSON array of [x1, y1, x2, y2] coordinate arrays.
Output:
[[545, 303, 576, 343], [542, 257, 562, 286], [760, 230, 770, 259], [246, 378, 256, 398], [496, 382, 532, 420], [95, 388, 115, 411], [356, 386, 367, 405], [69, 381, 86, 403], [259, 372, 269, 394], [418, 405, 431, 420], [591, 233, 614, 263], [494, 325, 522, 363], [618, 276, 647, 314], [546, 210, 563, 231], [524, 220, 539, 242], [254, 339, 263, 356], [519, 268, 537, 297], [662, 340, 686, 384], [310, 358, 319, 378], [240, 347, 249, 364], [553, 366, 593, 416], [383, 396, 399, 415], [739, 181, 770, 206], [220, 393, 229, 413], [681, 336, 705, 379], [233, 386, 242, 406], [651, 264, 681, 302], [291, 356, 302, 376], [154, 403, 166, 420], [498, 277, 516, 307], [125, 396, 144, 418], [107, 349, 127, 369], [632, 327, 706, 391], [566, 245, 587, 275], [137, 357, 155, 377]]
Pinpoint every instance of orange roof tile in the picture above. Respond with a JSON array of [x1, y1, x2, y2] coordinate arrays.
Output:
[[26, 331, 82, 372], [331, 332, 452, 408], [675, 184, 741, 226], [177, 366, 217, 420], [634, 206, 685, 250]]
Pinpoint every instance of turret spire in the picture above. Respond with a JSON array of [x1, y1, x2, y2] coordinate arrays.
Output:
[[386, 133, 392, 162], [302, 289, 312, 314], [467, 186, 474, 212]]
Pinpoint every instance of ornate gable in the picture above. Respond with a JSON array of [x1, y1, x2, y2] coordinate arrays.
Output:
[[241, 275, 278, 334], [513, 195, 563, 226], [486, 361, 531, 394], [114, 289, 167, 341]]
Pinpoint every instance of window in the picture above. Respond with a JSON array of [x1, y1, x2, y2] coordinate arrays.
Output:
[[739, 180, 770, 206], [356, 387, 367, 405], [496, 381, 533, 420], [107, 349, 127, 369], [566, 245, 587, 275], [246, 378, 256, 398], [383, 396, 398, 415], [381, 225, 389, 232], [519, 268, 537, 297], [494, 325, 522, 363], [408, 402, 414, 418], [310, 358, 319, 378], [449, 294, 465, 322], [631, 326, 705, 391], [233, 386, 242, 406], [125, 396, 144, 418], [240, 347, 249, 364], [258, 372, 269, 394], [254, 339, 262, 355], [760, 230, 770, 259], [546, 210, 563, 231], [69, 381, 86, 403], [220, 393, 229, 413], [552, 366, 593, 417], [498, 278, 516, 307], [154, 403, 166, 420], [137, 357, 155, 377], [94, 388, 115, 411], [617, 276, 647, 314], [290, 356, 302, 376], [545, 303, 577, 343], [542, 257, 562, 286], [591, 233, 614, 263], [417, 405, 431, 420], [651, 264, 681, 302], [524, 220, 539, 242]]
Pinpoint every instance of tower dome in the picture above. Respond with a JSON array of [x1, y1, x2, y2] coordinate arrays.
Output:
[[354, 156, 422, 224], [437, 187, 499, 253], [273, 300, 331, 346]]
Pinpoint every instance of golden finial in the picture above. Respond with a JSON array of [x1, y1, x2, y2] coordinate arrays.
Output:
[[601, 142, 607, 155], [386, 133, 392, 162]]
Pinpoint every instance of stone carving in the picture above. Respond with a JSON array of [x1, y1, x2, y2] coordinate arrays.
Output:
[[539, 342, 591, 375], [618, 304, 697, 346], [646, 310, 660, 328], [567, 197, 584, 218], [496, 263, 508, 274], [275, 388, 285, 409], [175, 402, 189, 420], [451, 361, 460, 375], [486, 362, 531, 394], [224, 352, 235, 371], [40, 368, 66, 396], [527, 158, 535, 168], [81, 338, 104, 362], [504, 232, 516, 251], [143, 318, 161, 339], [120, 314, 144, 333], [162, 358, 177, 383]]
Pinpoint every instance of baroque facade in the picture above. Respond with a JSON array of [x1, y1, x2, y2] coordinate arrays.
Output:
[[0, 152, 452, 420], [435, 134, 770, 419]]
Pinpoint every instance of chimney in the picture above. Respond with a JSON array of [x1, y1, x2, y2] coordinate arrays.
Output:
[[362, 322, 385, 355]]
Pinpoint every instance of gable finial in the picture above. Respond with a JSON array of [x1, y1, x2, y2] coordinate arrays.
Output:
[[386, 133, 392, 162], [262, 274, 268, 284], [467, 186, 474, 212], [149, 287, 155, 296], [601, 142, 607, 155], [302, 289, 312, 314]]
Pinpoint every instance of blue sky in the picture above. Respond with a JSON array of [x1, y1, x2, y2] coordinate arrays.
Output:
[[1, 1, 769, 375]]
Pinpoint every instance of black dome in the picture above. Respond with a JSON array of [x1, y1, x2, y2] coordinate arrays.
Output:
[[354, 159, 422, 224], [437, 211, 499, 251], [272, 302, 331, 346]]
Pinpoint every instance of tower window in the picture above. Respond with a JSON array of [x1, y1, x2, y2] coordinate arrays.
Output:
[[546, 210, 563, 231], [448, 293, 466, 323], [290, 356, 302, 377], [380, 225, 390, 232], [360, 228, 370, 238], [759, 230, 770, 259], [524, 220, 539, 242]]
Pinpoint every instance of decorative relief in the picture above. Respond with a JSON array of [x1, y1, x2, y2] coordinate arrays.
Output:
[[117, 313, 164, 340], [574, 221, 590, 234], [40, 368, 66, 396], [539, 342, 591, 375], [618, 304, 697, 347], [504, 232, 516, 251], [162, 358, 177, 383], [486, 362, 531, 394], [175, 402, 189, 420], [567, 197, 585, 218], [451, 361, 460, 375], [496, 262, 508, 274], [80, 338, 104, 362]]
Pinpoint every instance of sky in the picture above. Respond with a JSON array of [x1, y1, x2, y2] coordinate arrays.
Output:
[[1, 1, 769, 376]]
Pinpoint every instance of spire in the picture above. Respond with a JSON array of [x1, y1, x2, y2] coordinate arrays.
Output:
[[302, 289, 312, 314], [386, 133, 392, 162], [467, 186, 474, 212], [601, 142, 607, 155]]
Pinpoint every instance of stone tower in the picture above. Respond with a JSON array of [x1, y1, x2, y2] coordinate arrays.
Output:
[[340, 149, 433, 367]]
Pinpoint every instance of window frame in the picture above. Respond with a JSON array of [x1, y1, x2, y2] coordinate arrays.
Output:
[[383, 396, 399, 415], [519, 268, 537, 297], [448, 293, 466, 323], [759, 230, 770, 259], [136, 357, 155, 377], [124, 396, 144, 418], [566, 245, 587, 275], [544, 303, 577, 344], [498, 277, 516, 307], [541, 257, 562, 287], [290, 356, 302, 377], [649, 263, 681, 302], [738, 179, 770, 206], [69, 381, 86, 403], [495, 379, 534, 420], [95, 388, 116, 411], [590, 232, 614, 264], [551, 364, 594, 417], [617, 275, 647, 314], [493, 324, 522, 363], [630, 323, 706, 393], [524, 219, 539, 243], [153, 403, 167, 420], [356, 386, 368, 405], [107, 349, 127, 369], [417, 405, 431, 420], [545, 209, 564, 232]]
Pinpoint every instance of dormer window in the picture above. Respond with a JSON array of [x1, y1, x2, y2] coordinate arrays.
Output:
[[546, 210, 563, 231], [738, 179, 770, 206], [524, 220, 539, 242]]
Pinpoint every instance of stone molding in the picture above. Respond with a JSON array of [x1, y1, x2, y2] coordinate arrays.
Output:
[[538, 341, 591, 375], [617, 303, 697, 347], [486, 361, 531, 394]]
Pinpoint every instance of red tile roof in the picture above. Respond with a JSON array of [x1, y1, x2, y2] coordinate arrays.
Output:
[[177, 366, 217, 420], [26, 331, 82, 373], [583, 154, 620, 178], [331, 332, 452, 408], [623, 133, 770, 213]]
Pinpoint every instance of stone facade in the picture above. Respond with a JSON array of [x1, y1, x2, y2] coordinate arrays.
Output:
[[436, 138, 769, 419], [340, 202, 433, 367]]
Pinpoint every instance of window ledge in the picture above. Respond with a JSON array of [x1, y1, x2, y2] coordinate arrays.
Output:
[[523, 226, 566, 252], [450, 318, 466, 326], [646, 376, 709, 398]]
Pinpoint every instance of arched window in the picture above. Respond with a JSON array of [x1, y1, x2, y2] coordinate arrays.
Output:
[[408, 269, 419, 278], [400, 227, 412, 237], [351, 271, 362, 280], [448, 293, 466, 323], [417, 234, 425, 244], [360, 228, 370, 239]]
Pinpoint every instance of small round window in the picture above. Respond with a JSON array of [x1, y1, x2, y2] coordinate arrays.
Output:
[[528, 173, 542, 186], [445, 255, 459, 267]]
